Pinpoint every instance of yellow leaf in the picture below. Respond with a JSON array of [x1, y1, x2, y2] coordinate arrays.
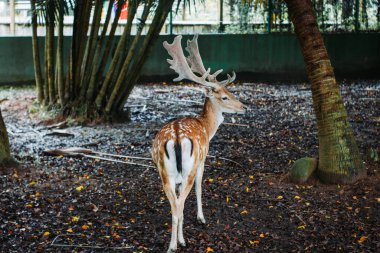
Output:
[[249, 175, 254, 180], [246, 187, 250, 193], [376, 198, 380, 202], [76, 185, 84, 192], [259, 233, 265, 238], [358, 236, 367, 244], [82, 225, 89, 230], [29, 181, 37, 186], [43, 231, 50, 237], [240, 210, 248, 215], [205, 247, 214, 252], [67, 228, 73, 233], [226, 196, 230, 203], [71, 216, 80, 222], [294, 195, 301, 199], [352, 196, 358, 200], [208, 178, 214, 183], [268, 205, 273, 209], [35, 192, 41, 197], [116, 190, 122, 195], [249, 240, 260, 245], [25, 204, 33, 208], [68, 206, 75, 211], [277, 195, 283, 200], [298, 225, 306, 229]]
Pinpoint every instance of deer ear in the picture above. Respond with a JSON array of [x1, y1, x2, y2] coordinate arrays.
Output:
[[204, 87, 214, 98]]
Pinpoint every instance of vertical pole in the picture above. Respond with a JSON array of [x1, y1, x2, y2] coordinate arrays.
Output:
[[354, 0, 360, 32], [218, 0, 224, 33], [267, 0, 272, 33], [169, 9, 173, 35], [10, 0, 15, 35]]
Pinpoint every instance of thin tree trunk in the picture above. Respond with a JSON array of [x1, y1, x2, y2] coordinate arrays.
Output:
[[85, 0, 114, 101], [79, 0, 103, 100], [285, 0, 365, 184], [105, 0, 153, 112], [30, 0, 44, 103], [57, 1, 65, 106], [46, 4, 55, 104], [95, 0, 138, 108], [116, 0, 175, 111], [44, 20, 50, 105]]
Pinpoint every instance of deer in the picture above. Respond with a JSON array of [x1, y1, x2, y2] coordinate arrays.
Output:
[[151, 35, 247, 252]]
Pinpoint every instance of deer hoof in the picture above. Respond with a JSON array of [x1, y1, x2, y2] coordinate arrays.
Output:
[[179, 240, 186, 247], [197, 216, 206, 224]]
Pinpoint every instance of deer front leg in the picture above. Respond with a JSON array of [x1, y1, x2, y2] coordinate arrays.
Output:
[[195, 162, 206, 224]]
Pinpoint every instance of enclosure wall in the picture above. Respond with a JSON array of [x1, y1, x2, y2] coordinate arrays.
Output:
[[0, 33, 379, 84]]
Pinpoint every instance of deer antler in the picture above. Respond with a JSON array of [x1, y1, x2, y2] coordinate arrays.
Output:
[[185, 35, 236, 86], [163, 35, 217, 88]]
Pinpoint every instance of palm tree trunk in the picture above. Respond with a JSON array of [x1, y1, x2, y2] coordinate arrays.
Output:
[[30, 0, 44, 103], [285, 0, 365, 184]]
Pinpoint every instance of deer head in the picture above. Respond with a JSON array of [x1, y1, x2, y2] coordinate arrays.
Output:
[[163, 35, 246, 114]]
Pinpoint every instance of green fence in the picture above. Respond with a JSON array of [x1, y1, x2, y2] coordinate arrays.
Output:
[[0, 33, 379, 84]]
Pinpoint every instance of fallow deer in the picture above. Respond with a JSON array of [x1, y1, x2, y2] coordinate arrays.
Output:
[[151, 35, 247, 252]]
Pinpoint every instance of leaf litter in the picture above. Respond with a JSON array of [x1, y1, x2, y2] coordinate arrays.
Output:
[[0, 81, 379, 252]]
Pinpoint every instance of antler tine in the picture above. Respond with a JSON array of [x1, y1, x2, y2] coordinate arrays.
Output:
[[163, 35, 218, 88], [218, 71, 236, 86], [185, 34, 208, 75]]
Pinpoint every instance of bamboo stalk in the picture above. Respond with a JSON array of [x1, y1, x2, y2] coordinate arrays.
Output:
[[30, 0, 44, 103], [57, 1, 65, 106], [105, 0, 153, 113], [79, 0, 103, 100], [95, 0, 138, 108], [116, 0, 175, 111]]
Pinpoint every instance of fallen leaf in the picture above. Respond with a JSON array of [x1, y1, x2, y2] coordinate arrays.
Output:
[[294, 195, 301, 199], [205, 247, 214, 252], [71, 216, 80, 222], [43, 231, 50, 237], [249, 240, 260, 245], [358, 236, 367, 244], [76, 185, 84, 192], [259, 233, 265, 238], [82, 225, 89, 230], [298, 225, 306, 229], [67, 228, 73, 233], [240, 210, 248, 215], [277, 195, 283, 200]]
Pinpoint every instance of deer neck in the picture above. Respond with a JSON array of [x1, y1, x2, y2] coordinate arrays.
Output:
[[198, 97, 224, 140]]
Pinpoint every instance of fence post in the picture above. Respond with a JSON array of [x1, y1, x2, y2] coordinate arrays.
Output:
[[169, 9, 173, 35], [354, 0, 360, 32], [218, 0, 224, 33], [267, 0, 272, 33], [10, 0, 15, 35]]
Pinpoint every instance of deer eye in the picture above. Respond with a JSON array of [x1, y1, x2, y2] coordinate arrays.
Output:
[[222, 96, 229, 101]]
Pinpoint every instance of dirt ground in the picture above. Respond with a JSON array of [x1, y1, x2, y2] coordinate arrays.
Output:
[[0, 81, 379, 252]]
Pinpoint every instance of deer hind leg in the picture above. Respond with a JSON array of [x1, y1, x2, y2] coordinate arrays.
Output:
[[177, 162, 198, 247], [195, 161, 206, 224], [162, 177, 179, 253]]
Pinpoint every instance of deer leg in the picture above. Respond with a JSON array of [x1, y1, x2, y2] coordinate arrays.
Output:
[[177, 170, 197, 247], [162, 180, 179, 253], [195, 162, 206, 224]]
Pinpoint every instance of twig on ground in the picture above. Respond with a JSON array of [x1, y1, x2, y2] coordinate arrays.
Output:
[[50, 234, 133, 249], [223, 122, 250, 128], [207, 155, 244, 168]]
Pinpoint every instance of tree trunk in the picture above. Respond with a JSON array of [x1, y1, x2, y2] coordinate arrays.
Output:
[[0, 109, 13, 165], [30, 0, 44, 103], [285, 0, 365, 184], [57, 1, 65, 106]]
